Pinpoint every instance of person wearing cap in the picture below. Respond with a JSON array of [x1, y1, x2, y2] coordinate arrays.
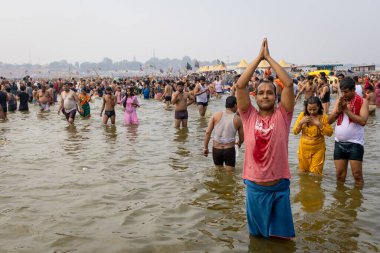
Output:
[[100, 86, 116, 125], [203, 96, 244, 170], [236, 38, 296, 238], [171, 81, 194, 128]]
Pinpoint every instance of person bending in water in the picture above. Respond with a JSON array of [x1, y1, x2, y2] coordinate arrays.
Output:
[[203, 96, 244, 170], [58, 82, 82, 124], [171, 81, 194, 128], [293, 96, 333, 175], [100, 86, 117, 125], [236, 38, 296, 238]]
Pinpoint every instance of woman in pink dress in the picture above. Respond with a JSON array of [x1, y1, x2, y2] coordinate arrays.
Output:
[[122, 87, 140, 125]]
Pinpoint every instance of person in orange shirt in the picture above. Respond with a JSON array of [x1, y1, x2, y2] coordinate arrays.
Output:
[[78, 88, 92, 118], [293, 96, 333, 175], [274, 75, 284, 102]]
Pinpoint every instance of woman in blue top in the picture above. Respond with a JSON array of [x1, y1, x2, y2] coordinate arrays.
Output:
[[142, 83, 150, 99]]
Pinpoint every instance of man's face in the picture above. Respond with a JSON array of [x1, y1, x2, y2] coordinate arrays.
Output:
[[177, 85, 184, 92], [256, 82, 276, 110], [341, 88, 355, 101], [64, 84, 70, 92]]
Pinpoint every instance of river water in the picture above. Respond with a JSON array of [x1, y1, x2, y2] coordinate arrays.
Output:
[[0, 95, 379, 253]]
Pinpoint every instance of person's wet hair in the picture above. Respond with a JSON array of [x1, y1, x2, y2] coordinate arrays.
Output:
[[320, 76, 328, 83], [225, 96, 237, 108], [340, 77, 355, 91], [304, 96, 323, 115]]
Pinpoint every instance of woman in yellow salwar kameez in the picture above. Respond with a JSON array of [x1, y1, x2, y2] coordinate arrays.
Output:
[[293, 96, 333, 175]]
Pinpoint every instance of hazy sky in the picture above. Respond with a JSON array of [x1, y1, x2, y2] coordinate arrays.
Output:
[[0, 0, 379, 65]]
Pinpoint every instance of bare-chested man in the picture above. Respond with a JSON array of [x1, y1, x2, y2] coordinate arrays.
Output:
[[171, 81, 194, 128], [295, 75, 317, 106], [47, 83, 55, 105], [365, 85, 376, 115], [58, 83, 82, 124], [37, 85, 52, 112], [161, 81, 174, 109], [100, 86, 117, 125]]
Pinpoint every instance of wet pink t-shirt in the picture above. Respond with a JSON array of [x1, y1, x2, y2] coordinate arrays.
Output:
[[239, 104, 293, 182]]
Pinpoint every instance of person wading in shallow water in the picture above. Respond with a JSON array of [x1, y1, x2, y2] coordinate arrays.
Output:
[[328, 77, 369, 188], [236, 38, 296, 238], [171, 81, 194, 128], [203, 96, 244, 171], [58, 82, 83, 125], [100, 86, 117, 125]]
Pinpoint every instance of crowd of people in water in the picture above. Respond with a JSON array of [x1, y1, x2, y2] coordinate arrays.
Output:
[[0, 38, 379, 239]]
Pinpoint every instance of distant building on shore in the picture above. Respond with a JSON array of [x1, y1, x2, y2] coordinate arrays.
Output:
[[351, 65, 376, 72]]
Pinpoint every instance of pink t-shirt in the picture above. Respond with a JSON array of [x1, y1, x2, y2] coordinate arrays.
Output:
[[239, 104, 293, 182]]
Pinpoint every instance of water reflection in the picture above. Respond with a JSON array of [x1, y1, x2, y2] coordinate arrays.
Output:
[[36, 111, 51, 121], [203, 168, 242, 204], [103, 124, 117, 143], [62, 125, 83, 156], [173, 127, 189, 143], [248, 236, 296, 253], [295, 173, 325, 213], [125, 125, 138, 144], [296, 184, 364, 252]]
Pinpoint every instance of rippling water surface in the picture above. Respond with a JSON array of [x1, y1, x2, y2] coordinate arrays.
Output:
[[0, 95, 379, 253]]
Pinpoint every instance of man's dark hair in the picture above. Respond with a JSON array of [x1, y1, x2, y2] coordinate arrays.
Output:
[[320, 76, 328, 83], [267, 76, 274, 82], [320, 72, 326, 77], [340, 77, 356, 90], [353, 76, 359, 82], [20, 86, 26, 91], [225, 96, 237, 109], [365, 85, 374, 92], [337, 73, 345, 78], [307, 75, 314, 81], [177, 81, 184, 86]]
